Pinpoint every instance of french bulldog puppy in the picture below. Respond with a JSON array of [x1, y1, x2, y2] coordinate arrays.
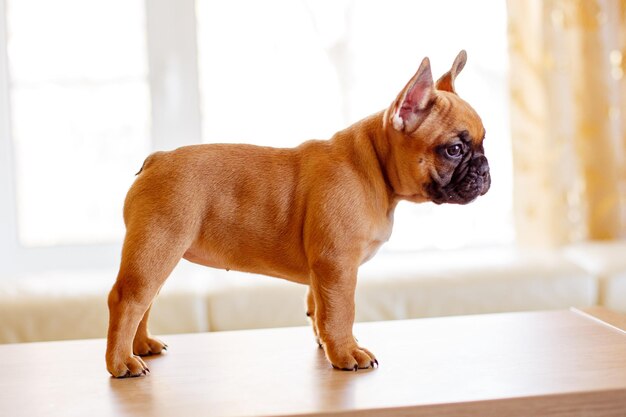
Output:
[[106, 50, 489, 377]]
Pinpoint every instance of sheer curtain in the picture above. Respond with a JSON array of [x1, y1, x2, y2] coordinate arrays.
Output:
[[508, 0, 626, 246]]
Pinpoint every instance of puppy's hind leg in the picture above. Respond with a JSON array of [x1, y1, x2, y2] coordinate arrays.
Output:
[[106, 225, 190, 378]]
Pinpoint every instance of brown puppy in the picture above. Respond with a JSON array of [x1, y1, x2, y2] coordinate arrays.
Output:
[[106, 51, 489, 377]]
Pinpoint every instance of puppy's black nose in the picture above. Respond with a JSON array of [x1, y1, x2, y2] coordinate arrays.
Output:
[[479, 162, 489, 176], [472, 155, 489, 176]]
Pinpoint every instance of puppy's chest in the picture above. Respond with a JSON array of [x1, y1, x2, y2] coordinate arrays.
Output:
[[360, 219, 393, 265]]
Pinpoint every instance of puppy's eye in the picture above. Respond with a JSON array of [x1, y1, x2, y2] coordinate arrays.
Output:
[[446, 144, 463, 158]]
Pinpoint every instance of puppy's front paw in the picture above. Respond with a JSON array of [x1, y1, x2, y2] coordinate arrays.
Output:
[[133, 336, 168, 357], [107, 355, 150, 378], [325, 342, 378, 371]]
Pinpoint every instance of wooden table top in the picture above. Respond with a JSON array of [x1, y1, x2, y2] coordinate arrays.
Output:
[[1, 308, 625, 417]]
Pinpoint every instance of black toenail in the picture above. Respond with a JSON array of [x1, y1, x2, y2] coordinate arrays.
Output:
[[353, 365, 358, 372], [374, 359, 379, 367]]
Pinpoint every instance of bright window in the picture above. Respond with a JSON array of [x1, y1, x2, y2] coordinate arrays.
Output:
[[6, 0, 150, 246], [196, 0, 513, 250], [0, 0, 512, 277]]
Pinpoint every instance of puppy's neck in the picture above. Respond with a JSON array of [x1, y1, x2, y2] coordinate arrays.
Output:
[[330, 111, 399, 211]]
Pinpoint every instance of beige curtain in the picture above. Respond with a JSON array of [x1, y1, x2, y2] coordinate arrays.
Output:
[[508, 0, 626, 246]]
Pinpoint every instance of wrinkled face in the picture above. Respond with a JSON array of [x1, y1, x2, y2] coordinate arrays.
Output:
[[385, 51, 490, 205], [422, 94, 490, 205], [386, 92, 490, 205]]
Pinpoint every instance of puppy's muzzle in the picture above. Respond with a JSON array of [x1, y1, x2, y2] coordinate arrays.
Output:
[[429, 155, 491, 205], [471, 155, 491, 196]]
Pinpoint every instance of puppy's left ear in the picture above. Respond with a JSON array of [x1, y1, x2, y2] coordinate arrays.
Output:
[[435, 50, 467, 94], [390, 57, 436, 133]]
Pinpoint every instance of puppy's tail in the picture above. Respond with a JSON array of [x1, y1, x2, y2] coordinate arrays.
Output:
[[135, 151, 165, 175]]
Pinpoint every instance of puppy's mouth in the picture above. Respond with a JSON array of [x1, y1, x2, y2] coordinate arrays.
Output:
[[427, 155, 490, 205]]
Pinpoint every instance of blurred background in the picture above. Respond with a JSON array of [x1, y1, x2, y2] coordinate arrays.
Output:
[[0, 0, 625, 343]]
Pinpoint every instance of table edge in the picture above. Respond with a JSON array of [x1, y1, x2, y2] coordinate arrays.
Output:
[[281, 387, 626, 417], [572, 307, 626, 333]]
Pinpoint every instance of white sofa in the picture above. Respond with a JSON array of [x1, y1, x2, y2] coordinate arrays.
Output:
[[563, 240, 626, 313], [1, 241, 623, 344]]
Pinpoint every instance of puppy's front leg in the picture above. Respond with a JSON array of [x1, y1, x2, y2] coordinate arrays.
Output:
[[305, 288, 322, 348], [310, 261, 376, 370]]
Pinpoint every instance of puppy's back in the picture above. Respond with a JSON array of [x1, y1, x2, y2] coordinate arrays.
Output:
[[123, 143, 316, 280]]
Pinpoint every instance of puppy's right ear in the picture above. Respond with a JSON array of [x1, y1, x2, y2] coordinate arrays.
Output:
[[435, 50, 467, 94], [389, 57, 436, 133]]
